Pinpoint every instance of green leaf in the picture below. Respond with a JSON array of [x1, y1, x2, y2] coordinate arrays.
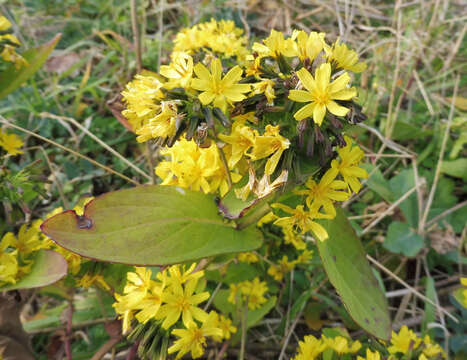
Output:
[[422, 277, 436, 336], [41, 185, 263, 265], [0, 34, 62, 99], [361, 164, 392, 202], [389, 169, 419, 228], [316, 208, 391, 340], [392, 118, 432, 141], [383, 221, 425, 257], [0, 250, 67, 291], [441, 159, 467, 180]]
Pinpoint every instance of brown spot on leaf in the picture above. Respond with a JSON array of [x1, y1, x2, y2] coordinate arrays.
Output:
[[77, 215, 93, 229]]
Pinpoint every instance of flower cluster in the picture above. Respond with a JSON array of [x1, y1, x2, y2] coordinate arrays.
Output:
[[0, 129, 24, 156], [113, 264, 235, 359], [293, 326, 445, 360], [0, 14, 27, 69], [228, 277, 269, 310], [121, 19, 369, 244]]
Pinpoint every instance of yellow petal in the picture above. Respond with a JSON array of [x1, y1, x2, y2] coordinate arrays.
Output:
[[211, 58, 222, 81], [327, 100, 349, 117], [328, 72, 350, 94], [331, 88, 357, 100], [313, 103, 326, 125], [315, 63, 331, 92], [289, 90, 314, 103], [198, 91, 216, 105], [222, 65, 243, 85], [310, 221, 328, 241], [194, 62, 210, 80], [296, 67, 316, 93], [294, 102, 315, 121]]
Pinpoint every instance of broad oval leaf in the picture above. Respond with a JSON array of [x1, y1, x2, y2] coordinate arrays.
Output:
[[0, 250, 67, 291], [0, 33, 61, 99], [41, 185, 263, 266], [316, 207, 391, 340]]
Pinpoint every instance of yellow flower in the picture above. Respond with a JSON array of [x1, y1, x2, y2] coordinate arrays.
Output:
[[0, 130, 24, 156], [168, 311, 223, 359], [388, 325, 421, 354], [257, 211, 278, 226], [228, 277, 268, 310], [237, 252, 259, 263], [460, 277, 467, 308], [357, 348, 381, 360], [293, 335, 327, 360], [331, 136, 368, 194], [326, 39, 367, 73], [156, 138, 240, 195], [252, 29, 295, 58], [218, 119, 258, 168], [249, 125, 290, 175], [134, 281, 165, 324], [267, 255, 296, 282], [156, 277, 209, 329], [272, 204, 329, 241], [1, 44, 28, 69], [121, 73, 165, 131], [157, 263, 204, 287], [291, 30, 326, 62], [296, 169, 349, 217], [113, 294, 135, 334], [121, 267, 154, 307], [135, 101, 178, 142], [323, 336, 361, 355], [160, 51, 193, 89], [78, 273, 110, 291], [288, 63, 357, 125], [0, 233, 19, 285], [191, 58, 250, 113], [216, 314, 236, 341], [8, 221, 45, 256], [251, 79, 276, 105], [422, 335, 445, 358], [0, 15, 12, 31], [281, 224, 306, 250], [296, 249, 313, 263]]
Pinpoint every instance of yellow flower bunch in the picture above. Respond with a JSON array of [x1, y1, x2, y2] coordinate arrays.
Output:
[[173, 18, 248, 60], [267, 250, 313, 282], [460, 277, 467, 308], [294, 327, 445, 360], [0, 130, 24, 156], [113, 264, 234, 359], [121, 22, 368, 245], [0, 14, 27, 69], [228, 277, 268, 310], [0, 220, 50, 287]]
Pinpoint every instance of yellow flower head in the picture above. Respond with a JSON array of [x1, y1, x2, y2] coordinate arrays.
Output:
[[251, 79, 276, 105], [288, 63, 357, 125], [272, 204, 329, 241], [0, 15, 12, 31], [156, 137, 241, 195], [388, 325, 422, 354], [293, 335, 327, 360], [252, 29, 295, 58], [267, 255, 296, 282], [135, 101, 178, 142], [357, 348, 381, 360], [295, 168, 349, 217], [168, 311, 223, 359], [155, 275, 209, 329], [422, 335, 445, 358], [326, 39, 367, 73], [323, 335, 362, 355], [0, 233, 19, 285], [228, 277, 268, 310], [331, 136, 368, 194], [191, 58, 250, 113], [0, 130, 24, 156], [121, 73, 165, 131], [291, 30, 326, 62], [237, 252, 259, 263], [160, 51, 193, 89], [218, 119, 258, 168], [249, 125, 290, 175]]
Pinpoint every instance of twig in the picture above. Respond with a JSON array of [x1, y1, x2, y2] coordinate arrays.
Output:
[[90, 335, 123, 360], [0, 116, 140, 186], [239, 298, 249, 360], [425, 200, 467, 228], [65, 296, 74, 360], [130, 0, 142, 73], [125, 341, 140, 360], [367, 255, 458, 323], [361, 180, 425, 235], [419, 74, 460, 233], [278, 308, 304, 360], [215, 339, 231, 360], [41, 112, 152, 182]]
